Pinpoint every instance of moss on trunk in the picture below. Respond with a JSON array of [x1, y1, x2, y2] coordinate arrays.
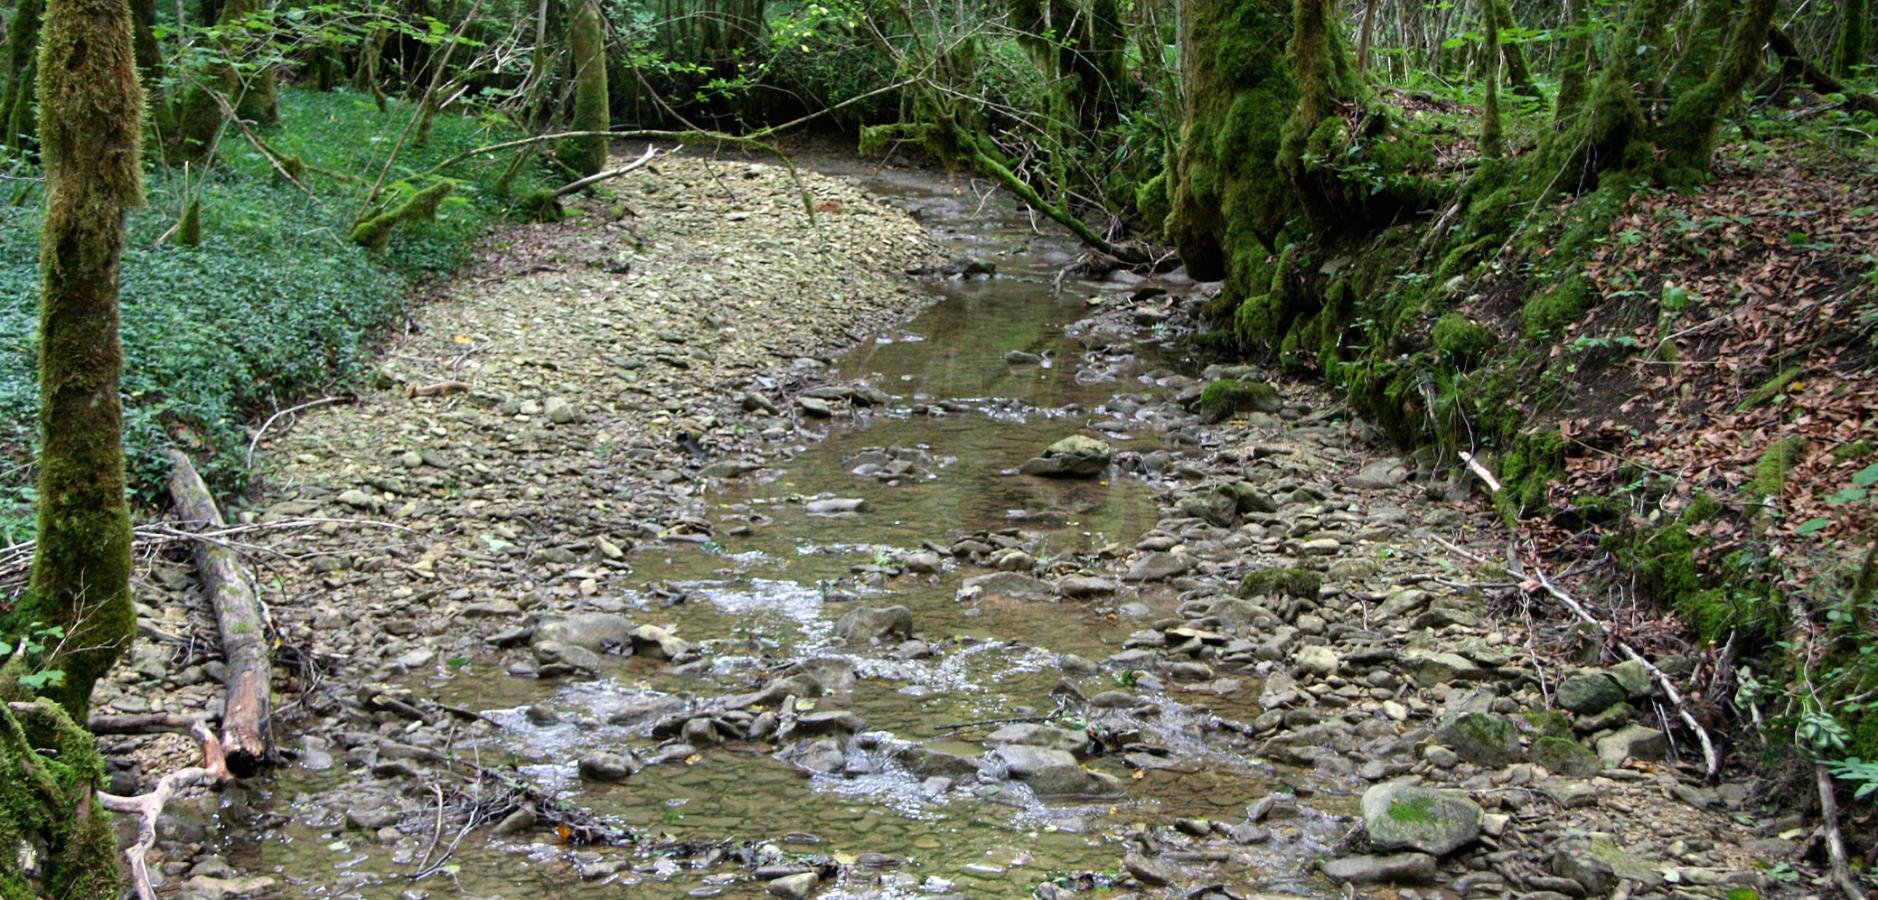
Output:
[[566, 0, 608, 177], [6, 0, 144, 723], [0, 700, 123, 898], [1485, 0, 1538, 99], [1480, 0, 1504, 158], [0, 0, 42, 149], [1553, 0, 1592, 129], [1164, 0, 1298, 281], [1656, 0, 1777, 181], [1837, 0, 1869, 77]]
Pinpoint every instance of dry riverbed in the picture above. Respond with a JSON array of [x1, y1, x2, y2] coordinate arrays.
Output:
[[94, 151, 1798, 899]]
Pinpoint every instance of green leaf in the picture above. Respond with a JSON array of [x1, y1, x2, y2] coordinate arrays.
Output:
[[1795, 517, 1832, 535], [1826, 487, 1868, 504], [17, 670, 66, 690], [1854, 462, 1878, 487], [0, 640, 11, 656]]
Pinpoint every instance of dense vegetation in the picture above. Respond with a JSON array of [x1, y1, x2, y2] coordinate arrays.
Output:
[[0, 0, 1873, 890]]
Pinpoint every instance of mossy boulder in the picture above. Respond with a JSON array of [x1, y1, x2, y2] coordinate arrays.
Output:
[[1434, 711, 1521, 767], [1532, 736, 1601, 778], [1239, 566, 1321, 600], [1360, 782, 1483, 856], [1197, 378, 1281, 422], [1018, 435, 1113, 478], [1556, 670, 1627, 715]]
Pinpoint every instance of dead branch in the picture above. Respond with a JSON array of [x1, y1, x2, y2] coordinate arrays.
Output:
[[94, 717, 230, 900], [247, 395, 353, 467], [1523, 561, 1722, 778], [550, 143, 668, 198], [87, 712, 211, 736], [167, 450, 273, 777], [410, 380, 474, 397]]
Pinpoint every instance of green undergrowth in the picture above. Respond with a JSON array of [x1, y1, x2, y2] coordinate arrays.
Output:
[[0, 89, 550, 539]]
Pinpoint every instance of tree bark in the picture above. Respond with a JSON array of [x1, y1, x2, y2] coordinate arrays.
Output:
[[6, 0, 145, 721], [567, 0, 609, 175], [165, 450, 272, 776], [0, 0, 42, 149]]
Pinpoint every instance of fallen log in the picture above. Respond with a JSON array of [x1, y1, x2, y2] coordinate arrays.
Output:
[[167, 450, 272, 777], [1766, 27, 1878, 116]]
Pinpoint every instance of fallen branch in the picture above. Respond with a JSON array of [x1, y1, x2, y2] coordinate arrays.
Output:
[[87, 713, 211, 736], [95, 717, 230, 900], [1458, 451, 1502, 493], [247, 395, 352, 467], [550, 143, 668, 198], [1767, 27, 1878, 116], [1524, 562, 1721, 778], [168, 450, 273, 777], [410, 380, 473, 397], [1814, 761, 1865, 900]]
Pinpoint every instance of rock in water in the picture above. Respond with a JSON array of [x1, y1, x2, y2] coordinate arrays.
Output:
[[1360, 782, 1482, 856], [1018, 435, 1113, 478], [834, 605, 913, 645], [766, 871, 819, 898]]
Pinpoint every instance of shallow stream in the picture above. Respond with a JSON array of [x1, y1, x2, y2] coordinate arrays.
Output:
[[236, 164, 1343, 898]]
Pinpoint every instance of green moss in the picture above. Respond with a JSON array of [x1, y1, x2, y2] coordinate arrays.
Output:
[[1532, 735, 1600, 775], [1835, 0, 1869, 77], [1833, 440, 1874, 461], [1523, 274, 1591, 338], [566, 0, 609, 177], [1239, 566, 1321, 599], [0, 0, 43, 149], [1387, 795, 1434, 823], [177, 198, 202, 246], [350, 180, 455, 250], [0, 700, 123, 897], [1521, 709, 1573, 738], [1198, 378, 1280, 422], [1749, 436, 1808, 500], [1134, 169, 1171, 233], [1433, 313, 1494, 369], [1738, 365, 1802, 410], [1496, 429, 1565, 523]]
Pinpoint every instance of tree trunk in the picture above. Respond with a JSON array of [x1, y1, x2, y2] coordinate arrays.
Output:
[[1835, 0, 1869, 77], [8, 0, 146, 723], [1553, 0, 1592, 128], [1481, 0, 1504, 156], [1657, 0, 1776, 180], [567, 0, 608, 176], [0, 0, 42, 149], [1486, 0, 1539, 98]]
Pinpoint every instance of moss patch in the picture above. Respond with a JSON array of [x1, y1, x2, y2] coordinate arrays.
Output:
[[1239, 566, 1321, 599], [1197, 378, 1281, 422]]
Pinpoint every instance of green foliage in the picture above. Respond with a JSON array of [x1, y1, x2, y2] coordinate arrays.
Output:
[[0, 89, 550, 521], [1749, 436, 1808, 500]]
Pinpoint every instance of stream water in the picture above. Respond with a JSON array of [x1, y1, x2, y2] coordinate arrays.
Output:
[[233, 165, 1345, 898]]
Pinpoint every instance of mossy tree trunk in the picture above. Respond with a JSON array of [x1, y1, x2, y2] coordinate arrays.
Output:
[[173, 0, 278, 160], [0, 0, 42, 150], [1553, 0, 1592, 129], [566, 0, 608, 176], [0, 700, 124, 897], [1480, 0, 1503, 157], [6, 0, 145, 722], [1485, 0, 1538, 99], [1835, 0, 1869, 76], [1655, 0, 1776, 180]]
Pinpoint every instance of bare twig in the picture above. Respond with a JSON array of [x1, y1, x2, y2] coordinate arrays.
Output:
[[247, 396, 352, 467]]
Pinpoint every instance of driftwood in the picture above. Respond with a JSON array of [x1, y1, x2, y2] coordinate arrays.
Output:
[[87, 712, 210, 736], [166, 450, 272, 777], [94, 716, 230, 900]]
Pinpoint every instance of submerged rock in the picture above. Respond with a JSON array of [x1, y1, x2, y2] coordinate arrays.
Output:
[[1018, 435, 1113, 478]]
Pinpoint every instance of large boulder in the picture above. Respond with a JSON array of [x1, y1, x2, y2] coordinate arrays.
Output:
[[533, 613, 636, 653], [1594, 724, 1667, 768], [1123, 552, 1194, 583], [1361, 782, 1482, 856], [1018, 436, 1113, 478]]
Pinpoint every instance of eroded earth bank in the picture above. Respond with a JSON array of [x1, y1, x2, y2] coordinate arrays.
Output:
[[102, 152, 1798, 899]]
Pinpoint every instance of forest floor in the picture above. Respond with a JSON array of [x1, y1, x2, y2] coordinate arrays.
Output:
[[89, 148, 1829, 898]]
